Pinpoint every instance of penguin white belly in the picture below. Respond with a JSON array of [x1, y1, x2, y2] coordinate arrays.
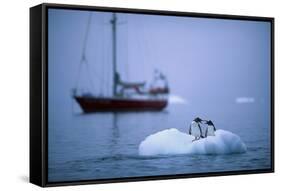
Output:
[[190, 122, 201, 137], [206, 125, 215, 136]]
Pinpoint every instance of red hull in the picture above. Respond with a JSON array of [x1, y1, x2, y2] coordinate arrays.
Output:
[[74, 96, 168, 112]]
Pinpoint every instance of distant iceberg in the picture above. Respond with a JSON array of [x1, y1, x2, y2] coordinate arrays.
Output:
[[139, 128, 247, 156], [168, 95, 187, 104], [235, 97, 255, 104]]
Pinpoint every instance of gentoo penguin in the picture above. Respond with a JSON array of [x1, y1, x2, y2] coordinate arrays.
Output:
[[205, 120, 216, 137], [188, 117, 203, 141]]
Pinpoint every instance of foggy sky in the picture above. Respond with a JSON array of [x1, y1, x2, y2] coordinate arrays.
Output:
[[48, 8, 271, 110]]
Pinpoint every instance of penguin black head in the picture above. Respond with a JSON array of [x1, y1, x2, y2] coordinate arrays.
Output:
[[206, 120, 214, 126], [194, 117, 202, 123]]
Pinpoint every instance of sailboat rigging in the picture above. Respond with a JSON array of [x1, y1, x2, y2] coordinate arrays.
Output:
[[73, 12, 169, 112]]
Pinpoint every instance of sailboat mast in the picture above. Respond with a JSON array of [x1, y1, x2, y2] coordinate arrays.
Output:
[[111, 13, 117, 96]]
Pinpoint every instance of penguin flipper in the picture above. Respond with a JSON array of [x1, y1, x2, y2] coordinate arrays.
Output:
[[198, 123, 203, 137]]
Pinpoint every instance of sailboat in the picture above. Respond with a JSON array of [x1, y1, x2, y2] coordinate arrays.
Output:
[[73, 13, 169, 113]]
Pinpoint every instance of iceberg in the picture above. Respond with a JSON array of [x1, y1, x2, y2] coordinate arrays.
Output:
[[235, 97, 255, 104], [168, 95, 187, 104], [139, 128, 247, 156]]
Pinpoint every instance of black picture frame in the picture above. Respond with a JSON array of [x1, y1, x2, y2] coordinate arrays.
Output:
[[30, 3, 275, 187]]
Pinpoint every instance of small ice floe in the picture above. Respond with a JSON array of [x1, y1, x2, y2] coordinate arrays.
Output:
[[235, 97, 255, 104], [138, 128, 247, 156], [168, 95, 187, 104]]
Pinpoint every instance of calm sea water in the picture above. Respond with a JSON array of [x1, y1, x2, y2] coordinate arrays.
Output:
[[48, 102, 271, 182]]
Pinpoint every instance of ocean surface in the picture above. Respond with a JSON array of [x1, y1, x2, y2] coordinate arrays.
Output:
[[48, 101, 271, 182]]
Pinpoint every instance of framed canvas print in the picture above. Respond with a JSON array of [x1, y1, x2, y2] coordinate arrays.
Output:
[[30, 3, 274, 187]]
